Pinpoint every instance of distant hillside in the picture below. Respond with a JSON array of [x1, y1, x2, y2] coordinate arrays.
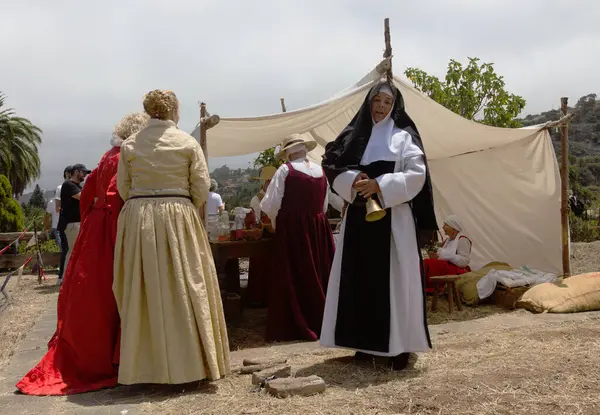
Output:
[[519, 93, 600, 203], [520, 93, 600, 158]]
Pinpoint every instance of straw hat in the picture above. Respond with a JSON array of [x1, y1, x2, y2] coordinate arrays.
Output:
[[251, 166, 277, 183], [275, 133, 318, 161]]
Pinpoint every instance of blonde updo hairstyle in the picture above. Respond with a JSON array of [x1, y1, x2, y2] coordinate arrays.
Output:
[[113, 112, 150, 140], [143, 89, 179, 121]]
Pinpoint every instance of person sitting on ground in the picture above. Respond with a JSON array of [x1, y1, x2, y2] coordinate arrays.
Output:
[[424, 214, 472, 293]]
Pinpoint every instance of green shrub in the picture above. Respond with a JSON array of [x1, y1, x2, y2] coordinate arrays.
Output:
[[18, 237, 60, 254], [570, 212, 600, 242], [0, 174, 24, 232], [21, 203, 45, 231]]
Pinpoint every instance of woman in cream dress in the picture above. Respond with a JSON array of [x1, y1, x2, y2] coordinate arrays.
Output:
[[113, 90, 230, 385]]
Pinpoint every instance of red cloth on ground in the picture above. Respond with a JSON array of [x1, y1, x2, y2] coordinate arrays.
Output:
[[265, 164, 335, 342], [16, 146, 124, 396], [423, 259, 471, 294]]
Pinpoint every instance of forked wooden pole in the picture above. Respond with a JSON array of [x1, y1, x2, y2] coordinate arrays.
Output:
[[560, 97, 571, 276], [383, 18, 393, 82]]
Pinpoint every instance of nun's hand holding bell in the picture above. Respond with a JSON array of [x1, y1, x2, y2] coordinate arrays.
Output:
[[356, 179, 380, 199], [352, 172, 369, 188]]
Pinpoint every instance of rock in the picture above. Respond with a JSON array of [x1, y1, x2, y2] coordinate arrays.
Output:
[[240, 363, 281, 374], [251, 364, 291, 385], [265, 376, 326, 398], [243, 357, 288, 366]]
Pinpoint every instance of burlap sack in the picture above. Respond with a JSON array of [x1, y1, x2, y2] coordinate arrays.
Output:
[[456, 262, 512, 305], [517, 272, 600, 313]]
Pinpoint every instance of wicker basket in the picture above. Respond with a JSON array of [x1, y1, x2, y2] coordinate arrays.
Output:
[[491, 284, 530, 310]]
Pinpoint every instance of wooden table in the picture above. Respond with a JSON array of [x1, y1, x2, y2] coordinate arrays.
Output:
[[430, 275, 462, 313], [210, 238, 276, 323], [210, 238, 276, 294]]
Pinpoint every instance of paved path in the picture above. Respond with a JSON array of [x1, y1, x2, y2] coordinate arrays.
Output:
[[2, 306, 600, 414]]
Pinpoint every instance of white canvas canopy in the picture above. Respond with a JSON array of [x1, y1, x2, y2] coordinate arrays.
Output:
[[192, 63, 561, 274]]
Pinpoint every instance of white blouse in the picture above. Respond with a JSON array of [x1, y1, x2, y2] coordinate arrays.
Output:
[[438, 233, 472, 268], [260, 159, 329, 227]]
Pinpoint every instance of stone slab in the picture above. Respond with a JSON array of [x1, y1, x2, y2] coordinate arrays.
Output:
[[251, 364, 291, 386], [265, 375, 326, 398]]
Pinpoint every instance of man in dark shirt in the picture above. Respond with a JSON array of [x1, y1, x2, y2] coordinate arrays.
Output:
[[57, 163, 91, 284]]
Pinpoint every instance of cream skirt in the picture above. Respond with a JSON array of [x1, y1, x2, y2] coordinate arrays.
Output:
[[113, 197, 230, 385]]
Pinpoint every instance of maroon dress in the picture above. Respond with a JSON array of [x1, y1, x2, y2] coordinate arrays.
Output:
[[265, 163, 335, 342]]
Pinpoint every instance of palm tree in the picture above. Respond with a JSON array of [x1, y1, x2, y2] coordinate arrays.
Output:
[[0, 92, 42, 197]]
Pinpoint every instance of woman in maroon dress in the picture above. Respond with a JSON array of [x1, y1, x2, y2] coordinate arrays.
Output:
[[16, 113, 148, 395], [260, 134, 335, 341]]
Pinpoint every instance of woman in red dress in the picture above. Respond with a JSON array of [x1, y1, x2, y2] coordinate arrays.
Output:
[[260, 134, 335, 341], [16, 113, 149, 395], [424, 214, 472, 293]]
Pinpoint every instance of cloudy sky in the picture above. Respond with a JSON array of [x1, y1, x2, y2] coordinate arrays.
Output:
[[3, 0, 599, 191]]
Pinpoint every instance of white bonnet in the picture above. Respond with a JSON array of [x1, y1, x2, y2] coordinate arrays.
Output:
[[443, 214, 463, 232]]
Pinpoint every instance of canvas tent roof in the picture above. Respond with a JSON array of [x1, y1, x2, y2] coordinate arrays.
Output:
[[192, 62, 561, 274]]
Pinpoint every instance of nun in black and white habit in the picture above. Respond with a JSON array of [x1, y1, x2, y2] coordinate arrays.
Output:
[[320, 81, 438, 370]]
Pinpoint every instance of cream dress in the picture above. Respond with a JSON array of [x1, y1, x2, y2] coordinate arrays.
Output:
[[113, 119, 230, 385]]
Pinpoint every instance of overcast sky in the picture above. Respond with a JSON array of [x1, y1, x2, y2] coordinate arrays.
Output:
[[3, 0, 599, 191]]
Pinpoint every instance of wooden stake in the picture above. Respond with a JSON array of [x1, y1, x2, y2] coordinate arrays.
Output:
[[280, 97, 287, 113], [560, 97, 571, 277], [200, 102, 208, 162], [383, 18, 393, 82], [199, 102, 208, 225], [33, 222, 42, 284]]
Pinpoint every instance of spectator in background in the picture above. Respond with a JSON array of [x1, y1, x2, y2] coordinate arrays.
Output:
[[55, 166, 73, 216], [207, 179, 225, 216], [44, 194, 61, 250], [57, 163, 90, 285], [54, 166, 72, 280]]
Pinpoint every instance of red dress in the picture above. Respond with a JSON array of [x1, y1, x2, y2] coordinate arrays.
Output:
[[423, 236, 472, 294], [265, 163, 335, 341], [16, 146, 124, 395]]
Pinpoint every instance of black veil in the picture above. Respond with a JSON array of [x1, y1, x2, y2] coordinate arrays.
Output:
[[322, 82, 438, 244]]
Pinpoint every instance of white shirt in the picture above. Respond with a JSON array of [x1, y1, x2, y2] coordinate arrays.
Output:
[[260, 159, 329, 227], [46, 199, 60, 229], [438, 233, 472, 268], [207, 192, 224, 215]]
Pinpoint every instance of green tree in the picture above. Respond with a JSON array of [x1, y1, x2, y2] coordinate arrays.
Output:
[[253, 147, 283, 169], [28, 184, 46, 209], [405, 57, 526, 128], [0, 174, 24, 232], [0, 92, 43, 197], [21, 203, 44, 231]]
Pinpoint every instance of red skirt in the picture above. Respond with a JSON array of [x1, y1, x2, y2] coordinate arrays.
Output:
[[423, 259, 470, 294], [16, 206, 120, 395]]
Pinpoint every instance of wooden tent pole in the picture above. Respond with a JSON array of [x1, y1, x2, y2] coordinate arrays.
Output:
[[383, 18, 393, 82], [560, 97, 571, 276], [280, 97, 287, 113], [200, 102, 208, 162], [199, 102, 208, 224]]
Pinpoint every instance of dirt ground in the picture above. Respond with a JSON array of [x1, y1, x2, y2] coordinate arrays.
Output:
[[117, 317, 600, 415], [0, 274, 59, 370], [0, 242, 598, 414]]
